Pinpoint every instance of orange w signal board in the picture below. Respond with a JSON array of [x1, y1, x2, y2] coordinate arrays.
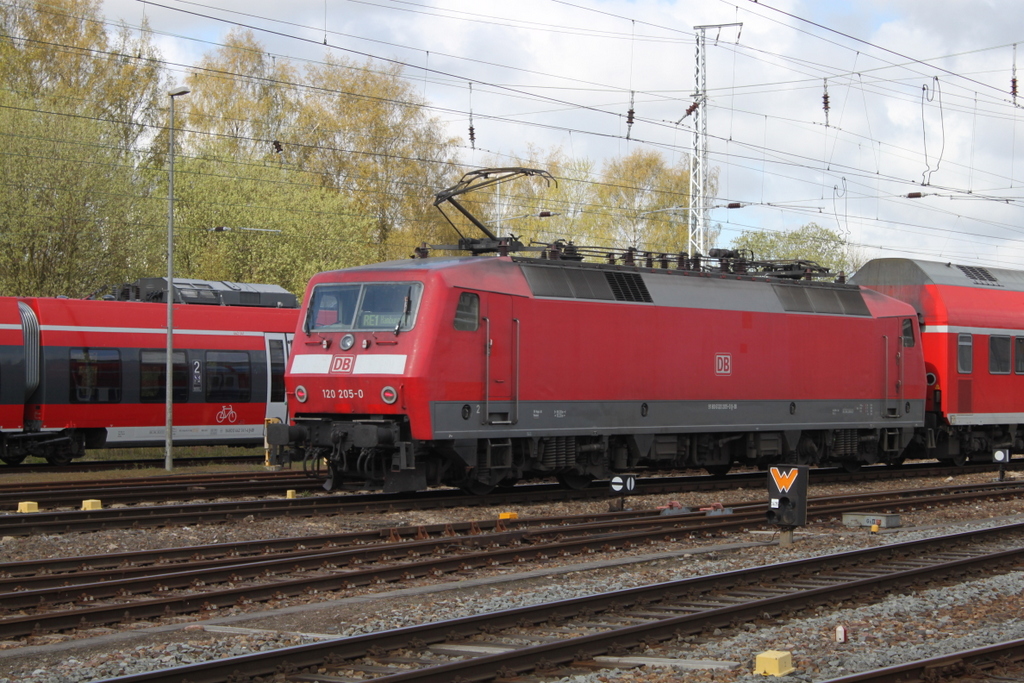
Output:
[[767, 465, 808, 527]]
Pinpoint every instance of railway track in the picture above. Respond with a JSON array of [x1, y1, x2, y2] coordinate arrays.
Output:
[[0, 470, 323, 508], [2, 454, 265, 473], [1, 462, 1017, 535], [81, 521, 1024, 683], [820, 640, 1024, 682], [3, 481, 1024, 641]]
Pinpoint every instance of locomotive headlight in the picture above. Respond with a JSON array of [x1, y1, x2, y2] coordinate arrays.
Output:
[[340, 334, 355, 351], [295, 385, 308, 403], [381, 386, 398, 404]]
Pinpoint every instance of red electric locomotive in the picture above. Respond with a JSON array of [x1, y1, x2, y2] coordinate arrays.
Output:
[[269, 168, 928, 492], [1, 278, 298, 465], [853, 258, 1024, 462]]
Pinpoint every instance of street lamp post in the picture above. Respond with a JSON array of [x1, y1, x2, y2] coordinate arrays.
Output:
[[166, 86, 189, 472]]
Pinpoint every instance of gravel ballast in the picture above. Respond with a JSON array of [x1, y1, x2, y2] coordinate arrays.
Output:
[[1, 471, 1023, 682]]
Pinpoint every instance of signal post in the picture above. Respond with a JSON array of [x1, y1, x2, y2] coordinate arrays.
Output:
[[767, 465, 808, 546]]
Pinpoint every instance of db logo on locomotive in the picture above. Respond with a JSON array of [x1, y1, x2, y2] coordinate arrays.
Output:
[[330, 356, 355, 373]]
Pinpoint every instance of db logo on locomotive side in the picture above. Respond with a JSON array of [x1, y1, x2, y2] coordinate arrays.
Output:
[[330, 356, 355, 373], [715, 353, 732, 375]]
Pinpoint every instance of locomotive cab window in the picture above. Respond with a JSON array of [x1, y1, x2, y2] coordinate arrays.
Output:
[[308, 282, 423, 333], [957, 334, 973, 374], [70, 348, 121, 403], [206, 351, 252, 403], [453, 292, 479, 331], [140, 350, 188, 402], [901, 319, 915, 347], [990, 336, 1011, 374]]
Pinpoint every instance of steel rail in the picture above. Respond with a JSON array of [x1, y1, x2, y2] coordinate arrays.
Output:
[[0, 454, 264, 474], [88, 522, 1024, 683], [0, 462, 1007, 520], [6, 479, 1024, 580], [3, 464, 1023, 536], [0, 469, 310, 491], [6, 482, 1024, 639], [0, 478, 323, 507], [817, 637, 1024, 682]]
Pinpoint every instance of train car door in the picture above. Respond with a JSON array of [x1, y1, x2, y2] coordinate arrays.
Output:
[[482, 294, 517, 424], [264, 332, 292, 424], [883, 319, 906, 419]]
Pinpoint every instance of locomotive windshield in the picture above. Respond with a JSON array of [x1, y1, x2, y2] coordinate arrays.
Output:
[[307, 282, 423, 333]]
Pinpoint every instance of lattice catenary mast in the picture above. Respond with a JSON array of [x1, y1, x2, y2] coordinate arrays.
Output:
[[689, 23, 741, 258]]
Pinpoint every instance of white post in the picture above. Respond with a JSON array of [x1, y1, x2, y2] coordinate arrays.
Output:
[[166, 86, 189, 472]]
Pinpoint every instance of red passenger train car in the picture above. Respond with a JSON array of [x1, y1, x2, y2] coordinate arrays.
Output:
[[271, 251, 927, 493], [854, 259, 1024, 462], [1, 279, 298, 465], [0, 298, 26, 440]]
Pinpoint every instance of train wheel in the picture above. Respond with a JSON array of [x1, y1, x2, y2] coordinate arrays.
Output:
[[840, 461, 862, 473], [45, 432, 84, 466], [0, 453, 26, 466], [557, 472, 594, 490], [45, 451, 74, 466], [704, 465, 731, 477]]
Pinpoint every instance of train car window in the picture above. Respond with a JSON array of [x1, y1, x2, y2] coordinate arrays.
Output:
[[139, 350, 188, 402], [206, 351, 251, 402], [358, 283, 420, 330], [309, 282, 423, 332], [310, 285, 358, 329], [70, 348, 121, 403], [901, 319, 916, 347], [1016, 337, 1024, 374], [453, 292, 479, 331], [269, 340, 286, 402], [990, 336, 1011, 374], [957, 334, 973, 374]]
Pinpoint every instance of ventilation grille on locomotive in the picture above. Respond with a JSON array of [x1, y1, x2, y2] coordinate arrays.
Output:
[[605, 272, 653, 302], [520, 264, 652, 303], [956, 265, 998, 284]]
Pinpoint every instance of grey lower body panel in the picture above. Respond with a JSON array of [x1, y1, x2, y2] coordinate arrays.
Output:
[[431, 398, 925, 440]]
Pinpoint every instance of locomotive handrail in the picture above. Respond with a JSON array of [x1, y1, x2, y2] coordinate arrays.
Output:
[[483, 315, 491, 426], [513, 317, 520, 426]]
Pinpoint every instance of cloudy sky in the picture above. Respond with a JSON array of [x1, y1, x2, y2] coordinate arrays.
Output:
[[101, 0, 1024, 268]]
